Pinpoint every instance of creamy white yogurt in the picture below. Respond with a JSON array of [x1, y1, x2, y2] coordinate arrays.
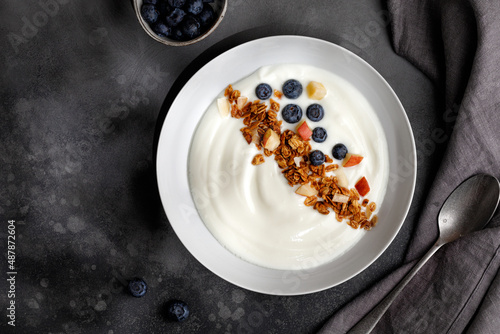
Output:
[[188, 64, 389, 270]]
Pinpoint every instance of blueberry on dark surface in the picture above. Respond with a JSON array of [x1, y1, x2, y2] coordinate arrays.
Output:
[[168, 0, 186, 8], [282, 104, 303, 123], [166, 300, 190, 322], [185, 0, 203, 15], [312, 127, 328, 143], [181, 15, 201, 39], [198, 4, 215, 26], [143, 0, 158, 4], [140, 4, 160, 24], [165, 7, 186, 27], [152, 21, 172, 37], [128, 278, 147, 297], [282, 79, 303, 99], [332, 143, 348, 160], [306, 104, 324, 122], [255, 83, 272, 100], [309, 150, 325, 166]]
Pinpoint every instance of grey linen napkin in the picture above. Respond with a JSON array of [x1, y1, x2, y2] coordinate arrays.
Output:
[[319, 0, 500, 333]]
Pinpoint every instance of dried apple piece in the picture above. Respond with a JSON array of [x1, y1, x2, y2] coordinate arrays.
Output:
[[355, 177, 370, 197]]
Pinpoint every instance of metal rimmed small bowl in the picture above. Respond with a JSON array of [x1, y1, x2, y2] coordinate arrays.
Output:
[[133, 0, 227, 46]]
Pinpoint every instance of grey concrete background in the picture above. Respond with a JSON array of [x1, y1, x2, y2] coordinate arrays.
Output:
[[0, 0, 440, 333]]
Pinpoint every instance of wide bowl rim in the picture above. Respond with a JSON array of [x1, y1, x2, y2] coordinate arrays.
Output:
[[156, 35, 417, 295]]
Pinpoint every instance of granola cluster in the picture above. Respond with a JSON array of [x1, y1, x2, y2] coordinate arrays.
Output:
[[223, 85, 378, 230]]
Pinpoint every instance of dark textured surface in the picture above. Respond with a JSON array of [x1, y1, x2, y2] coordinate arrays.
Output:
[[0, 0, 438, 333]]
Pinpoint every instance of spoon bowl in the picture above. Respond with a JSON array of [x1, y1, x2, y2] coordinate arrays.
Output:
[[438, 174, 500, 244], [349, 173, 500, 333]]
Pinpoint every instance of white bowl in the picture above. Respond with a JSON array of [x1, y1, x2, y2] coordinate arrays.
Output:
[[156, 36, 416, 295], [133, 0, 227, 46]]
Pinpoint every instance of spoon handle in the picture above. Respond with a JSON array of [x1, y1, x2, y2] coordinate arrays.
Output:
[[348, 242, 443, 334]]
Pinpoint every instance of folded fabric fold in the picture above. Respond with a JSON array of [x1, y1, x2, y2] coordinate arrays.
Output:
[[319, 0, 500, 332]]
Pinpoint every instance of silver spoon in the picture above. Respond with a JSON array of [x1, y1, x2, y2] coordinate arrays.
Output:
[[349, 173, 500, 334]]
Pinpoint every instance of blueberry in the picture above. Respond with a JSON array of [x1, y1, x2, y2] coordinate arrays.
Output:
[[128, 278, 147, 297], [153, 21, 172, 37], [181, 15, 201, 39], [166, 300, 190, 322], [332, 143, 348, 160], [282, 79, 303, 99], [165, 8, 186, 27], [282, 104, 303, 123], [255, 83, 272, 100], [171, 27, 184, 40], [306, 104, 324, 122], [185, 0, 203, 15], [168, 0, 186, 8], [157, 2, 171, 15], [309, 150, 325, 166], [141, 4, 160, 25], [197, 4, 215, 27], [312, 127, 327, 143]]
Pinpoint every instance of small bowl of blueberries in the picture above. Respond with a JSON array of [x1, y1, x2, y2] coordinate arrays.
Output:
[[134, 0, 227, 46]]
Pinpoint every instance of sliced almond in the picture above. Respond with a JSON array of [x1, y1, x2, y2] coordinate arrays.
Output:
[[295, 183, 318, 197], [334, 168, 349, 188], [217, 97, 230, 117], [251, 128, 260, 144], [332, 193, 349, 203], [237, 96, 248, 110]]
